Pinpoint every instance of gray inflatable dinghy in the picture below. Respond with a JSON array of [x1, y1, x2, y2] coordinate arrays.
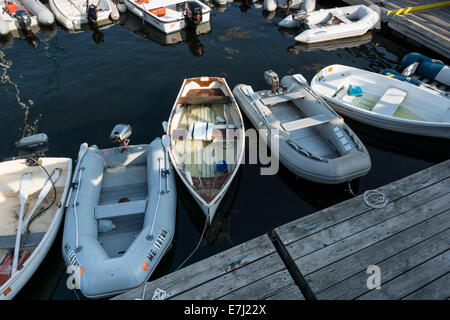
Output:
[[62, 125, 176, 298], [233, 71, 371, 184]]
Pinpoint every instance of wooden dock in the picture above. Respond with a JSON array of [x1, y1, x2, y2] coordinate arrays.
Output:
[[114, 159, 450, 300], [341, 0, 450, 59]]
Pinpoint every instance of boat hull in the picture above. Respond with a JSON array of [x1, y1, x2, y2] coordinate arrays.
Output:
[[233, 75, 371, 184], [62, 139, 176, 298], [123, 0, 210, 34], [311, 64, 450, 139], [0, 158, 72, 300]]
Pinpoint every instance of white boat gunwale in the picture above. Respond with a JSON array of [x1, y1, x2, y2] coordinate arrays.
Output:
[[167, 77, 245, 216]]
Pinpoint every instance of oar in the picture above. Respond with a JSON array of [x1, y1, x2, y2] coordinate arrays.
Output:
[[21, 168, 62, 233], [65, 143, 88, 208], [12, 172, 33, 276]]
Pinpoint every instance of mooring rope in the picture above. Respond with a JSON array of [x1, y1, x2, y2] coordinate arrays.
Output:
[[363, 189, 389, 209]]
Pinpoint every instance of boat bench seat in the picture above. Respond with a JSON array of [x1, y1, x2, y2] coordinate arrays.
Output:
[[95, 199, 148, 220], [260, 91, 306, 106], [371, 87, 407, 116], [179, 96, 232, 105], [281, 114, 330, 131], [0, 232, 45, 249], [333, 13, 352, 24]]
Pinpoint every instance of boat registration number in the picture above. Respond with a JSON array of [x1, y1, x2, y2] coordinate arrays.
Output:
[[154, 229, 168, 250]]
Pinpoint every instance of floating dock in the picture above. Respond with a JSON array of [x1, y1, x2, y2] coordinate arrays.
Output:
[[114, 159, 450, 300], [341, 0, 450, 59]]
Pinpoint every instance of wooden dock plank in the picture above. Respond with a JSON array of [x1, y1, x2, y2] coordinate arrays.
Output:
[[341, 0, 450, 58], [403, 273, 450, 300], [172, 253, 287, 300], [357, 250, 450, 300], [281, 178, 449, 261], [306, 211, 450, 297], [112, 234, 303, 300], [316, 227, 450, 299], [275, 161, 450, 246], [292, 192, 450, 275], [218, 269, 304, 300]]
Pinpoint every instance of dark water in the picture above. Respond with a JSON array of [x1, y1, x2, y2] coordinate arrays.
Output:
[[1, 0, 447, 300]]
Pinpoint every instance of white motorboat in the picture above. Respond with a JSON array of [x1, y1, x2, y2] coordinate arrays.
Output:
[[279, 5, 379, 44], [0, 1, 38, 35], [166, 76, 245, 224], [264, 0, 315, 12], [49, 0, 119, 31], [310, 64, 450, 139], [123, 0, 210, 34], [0, 134, 72, 300]]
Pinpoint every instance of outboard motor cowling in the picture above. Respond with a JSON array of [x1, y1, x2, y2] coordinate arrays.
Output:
[[110, 124, 132, 152], [264, 70, 280, 90], [186, 1, 203, 25], [87, 4, 98, 24], [16, 133, 49, 156], [14, 9, 32, 30]]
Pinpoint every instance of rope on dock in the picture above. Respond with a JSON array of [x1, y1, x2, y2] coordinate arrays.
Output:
[[386, 1, 450, 16], [363, 189, 388, 209]]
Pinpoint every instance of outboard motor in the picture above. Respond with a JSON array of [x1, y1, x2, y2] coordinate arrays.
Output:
[[14, 9, 32, 30], [14, 133, 49, 166], [264, 70, 280, 91], [110, 124, 132, 152], [292, 10, 307, 21], [185, 1, 203, 25], [87, 4, 98, 24]]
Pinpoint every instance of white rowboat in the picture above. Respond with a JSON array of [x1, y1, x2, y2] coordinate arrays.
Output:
[[310, 64, 450, 139], [167, 77, 245, 224]]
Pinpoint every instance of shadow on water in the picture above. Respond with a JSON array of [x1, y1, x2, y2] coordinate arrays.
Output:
[[276, 164, 359, 211], [119, 12, 212, 57], [343, 117, 450, 163], [176, 168, 242, 248]]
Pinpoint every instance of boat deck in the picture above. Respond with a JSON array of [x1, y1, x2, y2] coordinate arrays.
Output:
[[342, 0, 450, 59], [113, 159, 450, 300]]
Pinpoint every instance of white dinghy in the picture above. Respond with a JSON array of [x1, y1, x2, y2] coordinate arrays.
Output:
[[279, 5, 379, 43], [49, 0, 119, 31], [0, 1, 37, 35], [310, 65, 450, 139], [233, 71, 371, 184], [264, 0, 315, 12], [0, 134, 72, 300], [123, 0, 211, 34], [62, 125, 176, 298], [166, 77, 245, 224]]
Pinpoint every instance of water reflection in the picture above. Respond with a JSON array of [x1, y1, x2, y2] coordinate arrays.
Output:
[[287, 33, 373, 54], [277, 164, 359, 211], [119, 12, 211, 56], [343, 117, 450, 162]]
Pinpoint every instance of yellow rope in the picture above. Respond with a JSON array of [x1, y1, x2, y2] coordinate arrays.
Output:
[[387, 1, 450, 16]]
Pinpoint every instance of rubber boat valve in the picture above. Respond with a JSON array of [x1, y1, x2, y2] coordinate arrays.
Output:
[[110, 124, 132, 153]]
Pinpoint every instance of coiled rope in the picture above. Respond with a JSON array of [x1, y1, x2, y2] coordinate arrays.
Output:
[[363, 189, 388, 209]]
